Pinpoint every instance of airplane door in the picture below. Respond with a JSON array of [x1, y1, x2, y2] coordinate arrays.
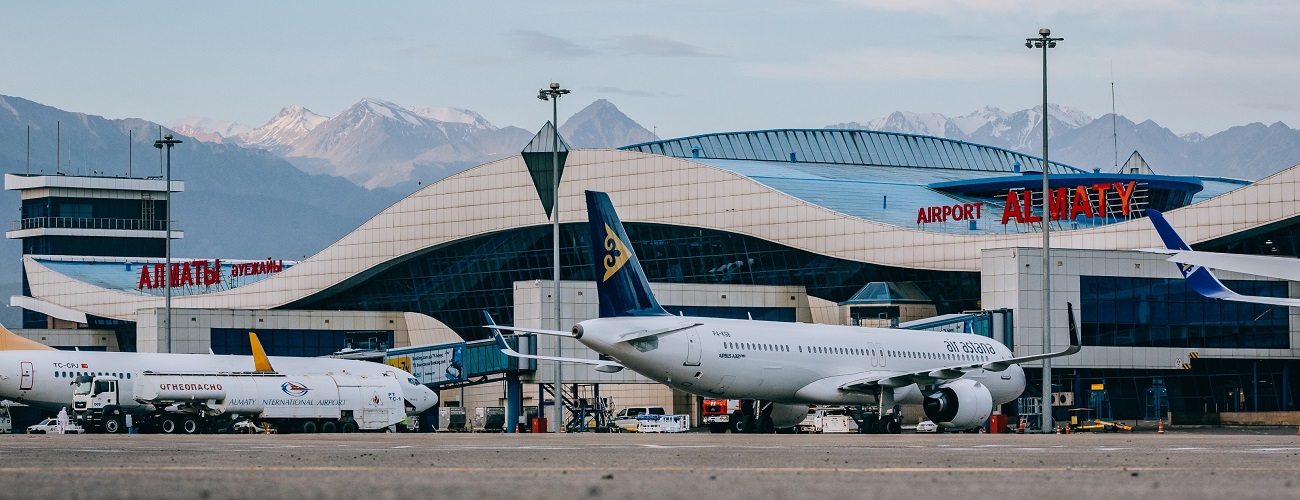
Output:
[[684, 329, 701, 366], [876, 343, 885, 368], [20, 361, 34, 390]]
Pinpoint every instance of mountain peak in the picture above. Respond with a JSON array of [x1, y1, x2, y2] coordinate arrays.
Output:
[[559, 99, 656, 148], [238, 105, 328, 152], [405, 105, 496, 130]]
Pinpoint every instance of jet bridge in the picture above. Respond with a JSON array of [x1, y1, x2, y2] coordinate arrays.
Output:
[[382, 335, 536, 432]]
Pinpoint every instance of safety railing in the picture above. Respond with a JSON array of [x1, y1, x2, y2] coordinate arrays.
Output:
[[9, 217, 180, 232]]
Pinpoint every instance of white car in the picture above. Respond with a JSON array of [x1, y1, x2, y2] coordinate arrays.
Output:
[[915, 420, 938, 433], [27, 418, 84, 434]]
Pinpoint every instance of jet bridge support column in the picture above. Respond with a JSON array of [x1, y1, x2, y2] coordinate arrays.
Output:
[[506, 376, 523, 434]]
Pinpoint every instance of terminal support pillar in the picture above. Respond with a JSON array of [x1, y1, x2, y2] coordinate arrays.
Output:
[[505, 376, 523, 434]]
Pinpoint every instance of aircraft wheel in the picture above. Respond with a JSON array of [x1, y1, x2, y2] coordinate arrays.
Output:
[[299, 420, 318, 434], [341, 421, 357, 433], [321, 420, 338, 433], [936, 426, 946, 434], [102, 416, 125, 434], [730, 411, 748, 433], [888, 419, 902, 434], [760, 415, 775, 434]]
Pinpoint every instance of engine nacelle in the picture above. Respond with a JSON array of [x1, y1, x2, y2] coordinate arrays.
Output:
[[770, 404, 809, 429], [923, 379, 993, 430]]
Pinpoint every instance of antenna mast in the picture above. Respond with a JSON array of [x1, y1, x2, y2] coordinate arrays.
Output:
[[1111, 61, 1119, 171]]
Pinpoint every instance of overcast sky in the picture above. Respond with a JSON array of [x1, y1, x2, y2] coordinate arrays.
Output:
[[4, 1, 1299, 138]]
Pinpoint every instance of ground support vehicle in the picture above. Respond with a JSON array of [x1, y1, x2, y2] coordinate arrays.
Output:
[[702, 399, 736, 433], [637, 414, 690, 433], [612, 405, 666, 432], [0, 401, 11, 433], [27, 409, 84, 434], [799, 407, 859, 433], [72, 371, 407, 434]]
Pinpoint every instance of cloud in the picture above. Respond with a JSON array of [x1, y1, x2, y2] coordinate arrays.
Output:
[[509, 30, 595, 58], [609, 35, 714, 58]]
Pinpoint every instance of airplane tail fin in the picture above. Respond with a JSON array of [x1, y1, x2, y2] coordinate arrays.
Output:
[[585, 191, 669, 318], [249, 332, 276, 372], [0, 323, 56, 351], [1146, 210, 1236, 299]]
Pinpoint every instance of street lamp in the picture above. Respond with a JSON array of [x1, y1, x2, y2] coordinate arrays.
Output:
[[538, 82, 570, 432], [154, 133, 182, 353], [1026, 28, 1062, 433]]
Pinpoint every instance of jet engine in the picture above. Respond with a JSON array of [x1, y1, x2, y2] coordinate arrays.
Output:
[[923, 379, 993, 430], [771, 403, 810, 430]]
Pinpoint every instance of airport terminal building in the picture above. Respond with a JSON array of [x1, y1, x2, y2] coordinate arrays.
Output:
[[9, 128, 1299, 424]]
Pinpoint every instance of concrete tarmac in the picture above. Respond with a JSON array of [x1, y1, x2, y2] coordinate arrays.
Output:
[[2, 429, 1298, 500]]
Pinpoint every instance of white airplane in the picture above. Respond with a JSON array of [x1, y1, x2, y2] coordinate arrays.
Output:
[[0, 325, 438, 416], [1147, 209, 1300, 307], [488, 190, 1081, 433]]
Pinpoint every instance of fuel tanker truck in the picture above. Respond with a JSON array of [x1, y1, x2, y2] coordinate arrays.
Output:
[[67, 333, 437, 434], [71, 371, 411, 434]]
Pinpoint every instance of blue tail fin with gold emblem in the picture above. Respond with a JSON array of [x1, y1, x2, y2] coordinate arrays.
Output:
[[585, 190, 670, 318]]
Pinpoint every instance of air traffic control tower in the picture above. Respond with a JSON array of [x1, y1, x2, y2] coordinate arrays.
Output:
[[5, 173, 183, 329]]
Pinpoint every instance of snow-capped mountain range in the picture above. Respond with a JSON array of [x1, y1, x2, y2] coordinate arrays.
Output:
[[827, 105, 1300, 179], [175, 96, 1300, 189], [177, 98, 654, 190]]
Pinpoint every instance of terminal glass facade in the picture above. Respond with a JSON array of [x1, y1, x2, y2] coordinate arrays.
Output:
[[1079, 276, 1289, 349], [210, 328, 394, 357], [298, 222, 979, 340]]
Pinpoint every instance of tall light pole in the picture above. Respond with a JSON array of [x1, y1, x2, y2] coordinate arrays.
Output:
[[154, 133, 182, 353], [1026, 28, 1061, 433], [538, 82, 569, 432]]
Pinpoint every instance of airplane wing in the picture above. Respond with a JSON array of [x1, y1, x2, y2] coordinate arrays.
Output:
[[832, 303, 1082, 393], [491, 331, 624, 373], [1163, 251, 1300, 282], [1146, 210, 1300, 307], [483, 312, 624, 373]]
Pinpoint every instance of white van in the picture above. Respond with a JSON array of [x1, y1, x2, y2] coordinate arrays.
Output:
[[612, 406, 666, 432]]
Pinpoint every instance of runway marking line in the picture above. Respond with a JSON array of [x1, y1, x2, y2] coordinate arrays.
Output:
[[0, 466, 1296, 474]]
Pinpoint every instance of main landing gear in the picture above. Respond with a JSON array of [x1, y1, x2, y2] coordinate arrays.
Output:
[[859, 388, 903, 434], [729, 400, 776, 434]]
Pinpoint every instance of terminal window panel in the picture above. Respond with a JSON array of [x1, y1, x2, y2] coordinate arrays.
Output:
[[300, 223, 980, 341], [1079, 276, 1288, 349], [210, 328, 394, 357]]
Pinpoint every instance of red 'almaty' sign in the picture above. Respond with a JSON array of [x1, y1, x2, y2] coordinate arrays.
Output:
[[916, 181, 1138, 226], [137, 259, 285, 290]]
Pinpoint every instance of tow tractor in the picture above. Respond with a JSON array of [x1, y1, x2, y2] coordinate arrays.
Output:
[[1067, 408, 1133, 433]]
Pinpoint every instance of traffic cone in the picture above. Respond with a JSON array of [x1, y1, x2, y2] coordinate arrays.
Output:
[[1064, 424, 1070, 435], [1018, 417, 1025, 434], [1157, 419, 1165, 435]]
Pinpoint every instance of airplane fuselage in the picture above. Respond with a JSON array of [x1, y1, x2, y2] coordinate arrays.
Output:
[[575, 316, 1026, 406], [0, 350, 437, 414]]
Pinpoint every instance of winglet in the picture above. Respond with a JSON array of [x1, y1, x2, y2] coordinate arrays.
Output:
[[1146, 210, 1237, 299], [483, 311, 515, 353], [1145, 210, 1191, 251], [249, 332, 275, 372]]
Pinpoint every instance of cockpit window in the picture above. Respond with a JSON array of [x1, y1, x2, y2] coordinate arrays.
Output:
[[407, 378, 420, 386]]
